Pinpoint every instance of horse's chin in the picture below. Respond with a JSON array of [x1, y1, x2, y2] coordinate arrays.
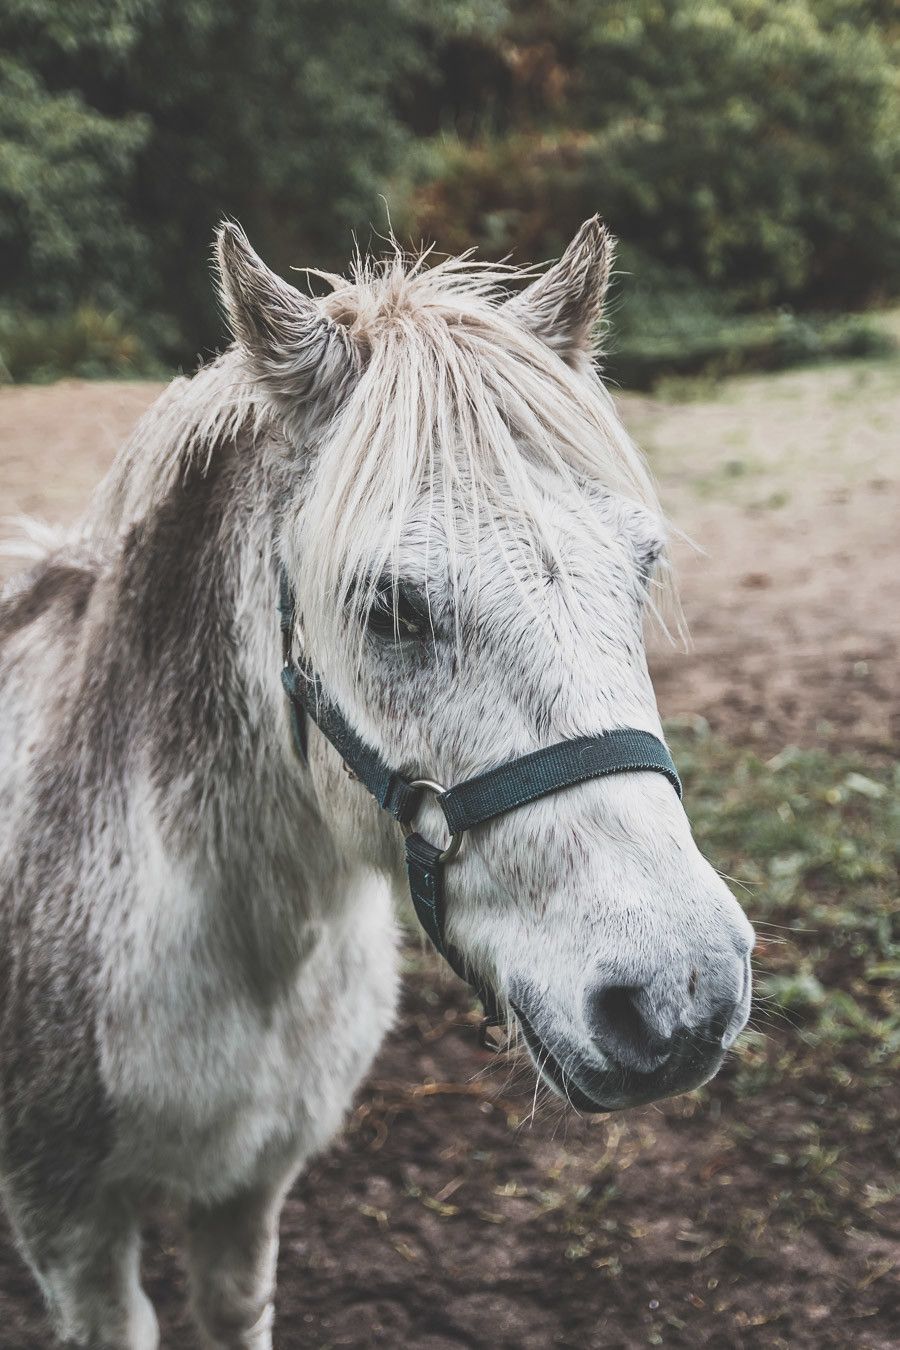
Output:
[[510, 997, 726, 1115], [510, 999, 611, 1113]]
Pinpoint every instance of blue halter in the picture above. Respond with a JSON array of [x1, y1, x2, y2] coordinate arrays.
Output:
[[278, 571, 681, 1028]]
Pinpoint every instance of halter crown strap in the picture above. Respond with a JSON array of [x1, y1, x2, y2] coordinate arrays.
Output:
[[277, 570, 682, 1023]]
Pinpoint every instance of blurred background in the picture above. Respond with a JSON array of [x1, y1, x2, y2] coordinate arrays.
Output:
[[1, 2, 898, 1347], [1, 0, 898, 384]]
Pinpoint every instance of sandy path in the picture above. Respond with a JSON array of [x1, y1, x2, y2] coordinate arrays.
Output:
[[1, 359, 897, 751], [634, 360, 900, 751]]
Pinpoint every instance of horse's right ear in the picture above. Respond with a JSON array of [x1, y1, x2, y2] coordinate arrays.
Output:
[[214, 222, 359, 408]]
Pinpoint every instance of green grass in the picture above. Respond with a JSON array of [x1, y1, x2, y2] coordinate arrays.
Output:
[[406, 727, 899, 1091], [671, 725, 898, 1061], [0, 306, 167, 383], [607, 300, 896, 391], [668, 723, 899, 1228]]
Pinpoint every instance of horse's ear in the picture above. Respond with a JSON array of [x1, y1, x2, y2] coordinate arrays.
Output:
[[503, 216, 614, 366], [215, 221, 358, 408]]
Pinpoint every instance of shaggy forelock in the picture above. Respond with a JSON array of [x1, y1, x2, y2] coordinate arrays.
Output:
[[287, 248, 667, 664]]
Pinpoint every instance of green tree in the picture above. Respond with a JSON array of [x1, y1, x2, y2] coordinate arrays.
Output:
[[565, 0, 900, 305], [408, 0, 900, 308], [0, 3, 149, 314], [1, 0, 428, 356], [118, 0, 427, 353], [2, 0, 898, 376]]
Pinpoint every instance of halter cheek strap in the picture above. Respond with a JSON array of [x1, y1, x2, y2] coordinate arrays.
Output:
[[278, 573, 682, 1026]]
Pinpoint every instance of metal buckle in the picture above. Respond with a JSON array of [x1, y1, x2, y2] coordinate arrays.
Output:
[[400, 778, 464, 863]]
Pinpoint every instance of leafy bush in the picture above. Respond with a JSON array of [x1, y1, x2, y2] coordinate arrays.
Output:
[[0, 306, 162, 383], [606, 285, 895, 389], [404, 133, 897, 387], [1, 0, 898, 377], [408, 1, 900, 303], [557, 0, 900, 308], [0, 0, 429, 358]]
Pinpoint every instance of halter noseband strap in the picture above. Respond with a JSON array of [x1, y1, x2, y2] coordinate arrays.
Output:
[[278, 572, 682, 1025]]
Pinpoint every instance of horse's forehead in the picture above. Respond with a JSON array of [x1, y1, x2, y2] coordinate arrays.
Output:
[[390, 485, 654, 576]]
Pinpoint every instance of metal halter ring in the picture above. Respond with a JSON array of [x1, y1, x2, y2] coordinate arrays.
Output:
[[400, 779, 464, 863]]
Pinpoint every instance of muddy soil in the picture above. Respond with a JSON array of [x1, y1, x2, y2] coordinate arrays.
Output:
[[1, 975, 896, 1349], [0, 362, 897, 1348]]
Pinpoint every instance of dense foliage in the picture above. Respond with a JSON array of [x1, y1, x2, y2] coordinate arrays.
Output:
[[1, 0, 898, 378], [409, 2, 900, 302], [1, 0, 425, 357]]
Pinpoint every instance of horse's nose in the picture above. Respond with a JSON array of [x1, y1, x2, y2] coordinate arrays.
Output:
[[584, 961, 750, 1074], [584, 983, 677, 1073]]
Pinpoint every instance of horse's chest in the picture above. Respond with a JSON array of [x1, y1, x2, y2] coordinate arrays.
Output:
[[103, 883, 399, 1201], [129, 1003, 344, 1196]]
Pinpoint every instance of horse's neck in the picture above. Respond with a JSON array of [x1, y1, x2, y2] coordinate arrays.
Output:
[[95, 427, 347, 952]]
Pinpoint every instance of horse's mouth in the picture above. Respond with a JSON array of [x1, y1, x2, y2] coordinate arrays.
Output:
[[510, 997, 725, 1115], [510, 999, 611, 1113]]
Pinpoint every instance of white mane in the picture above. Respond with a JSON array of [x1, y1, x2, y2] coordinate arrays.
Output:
[[84, 349, 269, 543]]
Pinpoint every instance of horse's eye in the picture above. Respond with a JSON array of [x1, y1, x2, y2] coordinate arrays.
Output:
[[366, 580, 430, 642]]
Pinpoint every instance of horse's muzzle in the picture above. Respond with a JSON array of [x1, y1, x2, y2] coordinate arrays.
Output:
[[511, 983, 745, 1114]]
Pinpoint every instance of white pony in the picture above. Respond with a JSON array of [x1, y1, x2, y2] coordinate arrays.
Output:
[[0, 219, 753, 1348]]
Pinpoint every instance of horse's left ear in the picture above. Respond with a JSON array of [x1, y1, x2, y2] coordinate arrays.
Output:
[[503, 216, 614, 366], [215, 221, 359, 409]]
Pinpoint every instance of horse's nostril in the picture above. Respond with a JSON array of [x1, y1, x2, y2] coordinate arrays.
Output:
[[707, 1000, 733, 1042], [584, 983, 674, 1074]]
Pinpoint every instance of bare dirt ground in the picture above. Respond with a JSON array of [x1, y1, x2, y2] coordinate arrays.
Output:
[[0, 358, 897, 1348], [635, 360, 900, 754]]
